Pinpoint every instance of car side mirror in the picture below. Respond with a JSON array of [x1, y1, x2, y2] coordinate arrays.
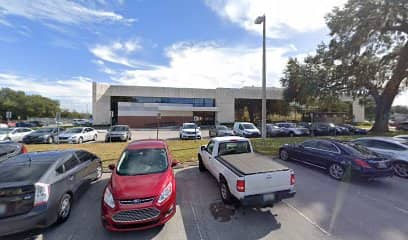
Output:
[[108, 164, 115, 171], [171, 160, 179, 167], [201, 145, 207, 151]]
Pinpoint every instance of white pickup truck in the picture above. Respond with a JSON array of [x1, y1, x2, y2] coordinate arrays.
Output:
[[198, 136, 296, 206]]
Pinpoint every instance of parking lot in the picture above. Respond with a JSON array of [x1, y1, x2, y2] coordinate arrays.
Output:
[[8, 158, 407, 240]]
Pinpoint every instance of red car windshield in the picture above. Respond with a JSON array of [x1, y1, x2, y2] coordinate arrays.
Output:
[[116, 148, 168, 175]]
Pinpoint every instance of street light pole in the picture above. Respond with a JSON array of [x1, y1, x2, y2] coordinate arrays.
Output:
[[255, 14, 267, 139]]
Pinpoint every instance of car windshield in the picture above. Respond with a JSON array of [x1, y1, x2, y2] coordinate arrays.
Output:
[[218, 141, 251, 156], [242, 123, 255, 129], [116, 148, 168, 175], [217, 126, 228, 130], [0, 128, 12, 133], [65, 128, 83, 133], [111, 126, 128, 131], [344, 143, 378, 156], [35, 128, 54, 133], [183, 124, 197, 129], [0, 163, 51, 182]]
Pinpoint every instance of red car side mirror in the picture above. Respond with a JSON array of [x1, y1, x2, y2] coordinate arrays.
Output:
[[171, 160, 179, 167], [108, 164, 115, 171]]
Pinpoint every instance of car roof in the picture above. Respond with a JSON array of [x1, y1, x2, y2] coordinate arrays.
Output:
[[353, 136, 408, 144], [2, 150, 73, 165], [127, 140, 167, 150], [112, 125, 129, 127], [212, 136, 248, 142]]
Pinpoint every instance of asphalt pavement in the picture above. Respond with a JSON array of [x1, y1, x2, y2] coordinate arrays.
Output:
[[5, 159, 408, 240]]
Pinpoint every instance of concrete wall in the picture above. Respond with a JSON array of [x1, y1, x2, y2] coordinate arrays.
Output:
[[93, 82, 366, 125]]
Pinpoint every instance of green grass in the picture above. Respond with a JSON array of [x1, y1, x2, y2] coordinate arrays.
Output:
[[25, 131, 406, 168]]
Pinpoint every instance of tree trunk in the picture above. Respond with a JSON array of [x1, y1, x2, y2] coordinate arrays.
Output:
[[371, 97, 391, 133]]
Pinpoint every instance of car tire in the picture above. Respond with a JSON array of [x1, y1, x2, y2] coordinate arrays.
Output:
[[219, 178, 233, 204], [94, 163, 103, 180], [392, 161, 408, 178], [198, 156, 206, 172], [310, 131, 315, 137], [279, 149, 289, 161], [289, 132, 294, 137], [57, 193, 72, 223], [328, 163, 345, 181], [48, 136, 54, 144], [78, 137, 83, 144]]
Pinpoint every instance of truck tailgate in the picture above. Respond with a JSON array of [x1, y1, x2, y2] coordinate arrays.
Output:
[[245, 169, 293, 196]]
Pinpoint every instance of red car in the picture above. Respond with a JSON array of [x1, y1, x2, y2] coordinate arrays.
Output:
[[101, 140, 177, 231]]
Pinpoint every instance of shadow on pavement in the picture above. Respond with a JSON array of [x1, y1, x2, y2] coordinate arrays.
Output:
[[175, 166, 281, 240]]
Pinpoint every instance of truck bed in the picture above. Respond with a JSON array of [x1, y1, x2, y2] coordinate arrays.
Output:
[[217, 153, 289, 176]]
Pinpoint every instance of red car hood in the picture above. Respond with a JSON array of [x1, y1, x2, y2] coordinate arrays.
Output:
[[111, 170, 171, 200]]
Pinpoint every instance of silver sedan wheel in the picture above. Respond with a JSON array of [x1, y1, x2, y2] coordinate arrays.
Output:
[[329, 164, 344, 180], [393, 162, 408, 178]]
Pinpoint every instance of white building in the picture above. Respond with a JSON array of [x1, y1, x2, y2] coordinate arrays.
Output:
[[92, 82, 365, 127]]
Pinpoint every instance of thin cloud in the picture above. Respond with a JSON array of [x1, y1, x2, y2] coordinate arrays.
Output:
[[0, 0, 135, 26]]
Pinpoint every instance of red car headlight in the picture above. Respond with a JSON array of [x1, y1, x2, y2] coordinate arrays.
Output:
[[104, 187, 116, 209], [158, 182, 172, 204]]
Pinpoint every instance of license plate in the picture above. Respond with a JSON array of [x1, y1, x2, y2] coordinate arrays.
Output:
[[0, 204, 6, 215], [263, 193, 275, 202]]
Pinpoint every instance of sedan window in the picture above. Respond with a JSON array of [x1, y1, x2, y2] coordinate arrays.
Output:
[[302, 141, 317, 148], [64, 155, 80, 171], [75, 151, 93, 162], [315, 141, 339, 153], [371, 140, 406, 151]]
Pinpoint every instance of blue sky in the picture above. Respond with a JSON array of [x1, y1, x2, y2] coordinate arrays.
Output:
[[0, 0, 406, 112]]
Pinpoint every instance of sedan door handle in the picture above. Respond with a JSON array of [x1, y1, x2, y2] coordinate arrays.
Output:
[[69, 175, 74, 181]]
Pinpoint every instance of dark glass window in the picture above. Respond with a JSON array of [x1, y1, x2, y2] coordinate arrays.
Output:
[[64, 155, 80, 171]]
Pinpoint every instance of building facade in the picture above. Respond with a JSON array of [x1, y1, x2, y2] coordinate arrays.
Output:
[[92, 82, 365, 127]]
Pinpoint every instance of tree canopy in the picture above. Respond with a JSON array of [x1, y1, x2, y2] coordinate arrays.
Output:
[[0, 88, 89, 120], [281, 0, 408, 132]]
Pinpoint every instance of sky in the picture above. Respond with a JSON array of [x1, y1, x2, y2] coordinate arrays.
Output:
[[0, 0, 407, 112]]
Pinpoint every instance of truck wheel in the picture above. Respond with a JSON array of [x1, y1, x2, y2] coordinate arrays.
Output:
[[198, 156, 206, 172], [219, 179, 233, 204]]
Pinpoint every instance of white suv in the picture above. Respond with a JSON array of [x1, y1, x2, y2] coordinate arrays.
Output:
[[233, 122, 261, 138], [179, 123, 201, 140]]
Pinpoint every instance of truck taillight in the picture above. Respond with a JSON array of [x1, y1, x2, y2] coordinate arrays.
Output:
[[236, 180, 245, 192], [290, 174, 295, 185]]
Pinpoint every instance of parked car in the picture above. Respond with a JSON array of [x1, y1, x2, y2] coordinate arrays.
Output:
[[352, 137, 408, 178], [279, 139, 394, 180], [72, 119, 92, 127], [0, 123, 8, 128], [396, 121, 408, 131], [338, 124, 367, 135], [102, 140, 177, 231], [309, 122, 336, 136], [233, 122, 261, 138], [16, 122, 35, 127], [179, 123, 201, 139], [276, 122, 310, 137], [0, 141, 27, 162], [0, 127, 33, 142], [198, 136, 296, 206], [58, 127, 98, 144], [0, 150, 102, 236], [209, 125, 235, 137], [266, 123, 285, 137], [334, 125, 350, 135], [23, 127, 64, 144], [105, 125, 132, 142]]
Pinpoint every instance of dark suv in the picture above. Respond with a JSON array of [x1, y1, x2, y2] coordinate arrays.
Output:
[[0, 150, 102, 236]]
